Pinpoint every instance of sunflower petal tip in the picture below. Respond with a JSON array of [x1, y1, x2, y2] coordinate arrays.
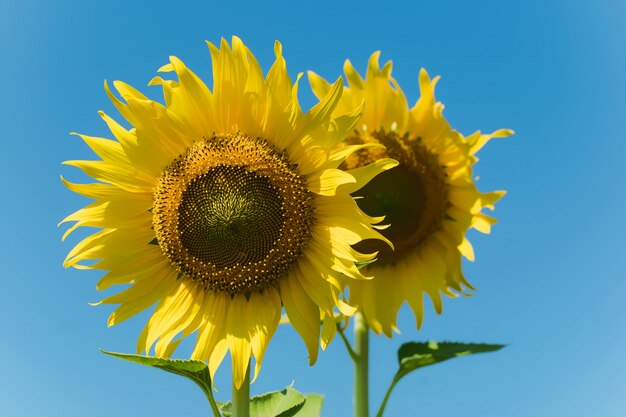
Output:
[[369, 320, 383, 335], [157, 62, 175, 73], [219, 37, 230, 50], [206, 40, 219, 55], [273, 40, 283, 58], [168, 55, 181, 66], [379, 58, 393, 80], [382, 158, 400, 170], [416, 318, 424, 330], [369, 50, 381, 65]]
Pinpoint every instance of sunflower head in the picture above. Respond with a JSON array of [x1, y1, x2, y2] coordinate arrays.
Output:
[[309, 52, 513, 336], [61, 37, 397, 388]]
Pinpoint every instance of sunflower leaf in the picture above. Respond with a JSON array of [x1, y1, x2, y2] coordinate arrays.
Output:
[[100, 350, 221, 416], [396, 341, 505, 378], [374, 341, 505, 417], [294, 394, 324, 417], [219, 387, 322, 417]]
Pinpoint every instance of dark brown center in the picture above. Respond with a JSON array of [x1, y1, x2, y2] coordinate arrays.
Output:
[[178, 166, 284, 267], [345, 131, 449, 264], [152, 133, 315, 294]]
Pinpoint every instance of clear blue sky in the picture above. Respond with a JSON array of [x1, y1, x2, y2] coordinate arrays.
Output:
[[1, 0, 624, 416]]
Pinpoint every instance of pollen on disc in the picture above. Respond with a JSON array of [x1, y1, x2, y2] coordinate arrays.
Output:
[[177, 166, 284, 267]]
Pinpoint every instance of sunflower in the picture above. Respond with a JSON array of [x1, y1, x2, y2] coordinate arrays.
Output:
[[308, 53, 513, 336], [61, 37, 397, 388]]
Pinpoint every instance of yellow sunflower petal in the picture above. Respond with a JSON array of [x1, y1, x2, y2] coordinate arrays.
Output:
[[226, 294, 253, 390], [247, 288, 281, 382], [280, 275, 321, 365], [320, 312, 338, 350], [339, 157, 399, 195]]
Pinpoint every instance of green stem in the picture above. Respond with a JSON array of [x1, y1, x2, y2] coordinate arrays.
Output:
[[374, 375, 401, 417], [195, 378, 222, 417], [337, 323, 359, 362], [232, 364, 250, 417], [354, 313, 369, 417]]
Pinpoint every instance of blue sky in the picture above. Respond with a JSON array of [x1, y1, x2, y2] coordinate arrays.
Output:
[[1, 0, 624, 416]]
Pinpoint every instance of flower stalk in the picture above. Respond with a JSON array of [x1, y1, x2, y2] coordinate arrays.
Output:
[[232, 364, 250, 417], [354, 312, 370, 417]]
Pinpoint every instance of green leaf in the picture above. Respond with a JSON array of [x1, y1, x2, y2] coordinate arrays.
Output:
[[375, 341, 505, 417], [101, 350, 221, 417], [396, 341, 505, 379], [101, 349, 210, 385], [295, 394, 324, 417], [220, 387, 321, 417]]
